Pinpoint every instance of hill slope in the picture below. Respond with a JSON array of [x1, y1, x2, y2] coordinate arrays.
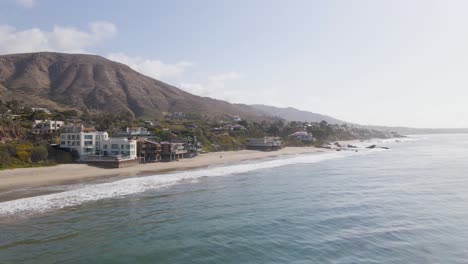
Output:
[[251, 104, 346, 124], [0, 52, 263, 118]]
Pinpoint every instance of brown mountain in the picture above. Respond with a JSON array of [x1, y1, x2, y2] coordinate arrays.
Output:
[[250, 104, 346, 124], [0, 52, 266, 118]]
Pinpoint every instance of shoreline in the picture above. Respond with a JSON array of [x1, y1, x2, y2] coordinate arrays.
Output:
[[0, 137, 403, 202], [0, 147, 328, 195]]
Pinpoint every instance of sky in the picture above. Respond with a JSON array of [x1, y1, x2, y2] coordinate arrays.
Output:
[[1, 0, 468, 128]]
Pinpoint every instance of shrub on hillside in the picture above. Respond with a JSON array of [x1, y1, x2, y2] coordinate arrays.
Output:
[[15, 143, 32, 163], [0, 151, 12, 167], [30, 146, 48, 163]]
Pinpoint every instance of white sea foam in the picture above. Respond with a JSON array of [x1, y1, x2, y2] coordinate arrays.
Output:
[[0, 149, 382, 216]]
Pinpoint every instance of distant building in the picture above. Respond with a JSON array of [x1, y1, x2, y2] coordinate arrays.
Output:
[[32, 120, 64, 134], [60, 124, 93, 133], [114, 127, 150, 137], [31, 107, 51, 114], [144, 120, 154, 126], [10, 114, 21, 120], [229, 124, 246, 131], [210, 127, 226, 134], [184, 123, 198, 129], [165, 112, 186, 120], [246, 137, 282, 151], [232, 115, 242, 122], [288, 131, 315, 142]]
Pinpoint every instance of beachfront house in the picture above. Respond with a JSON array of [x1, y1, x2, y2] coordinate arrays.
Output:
[[60, 128, 108, 157], [32, 120, 64, 134], [288, 131, 315, 142], [160, 142, 187, 161], [137, 139, 162, 163], [246, 137, 282, 151], [98, 138, 137, 158], [60, 128, 137, 159]]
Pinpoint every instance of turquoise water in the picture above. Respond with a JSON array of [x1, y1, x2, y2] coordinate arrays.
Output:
[[2, 135, 468, 263]]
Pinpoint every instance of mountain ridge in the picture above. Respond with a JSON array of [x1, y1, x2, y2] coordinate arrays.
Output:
[[250, 104, 346, 124], [0, 52, 266, 119], [3, 51, 454, 134]]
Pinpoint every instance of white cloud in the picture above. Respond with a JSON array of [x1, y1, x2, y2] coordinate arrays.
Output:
[[180, 71, 243, 100], [106, 52, 192, 81], [208, 72, 242, 82], [16, 0, 35, 8], [0, 21, 117, 54]]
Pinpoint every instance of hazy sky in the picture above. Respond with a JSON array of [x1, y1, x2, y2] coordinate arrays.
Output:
[[1, 0, 468, 128]]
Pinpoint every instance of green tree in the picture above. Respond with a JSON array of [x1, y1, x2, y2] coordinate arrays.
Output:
[[0, 151, 12, 167], [30, 146, 48, 163]]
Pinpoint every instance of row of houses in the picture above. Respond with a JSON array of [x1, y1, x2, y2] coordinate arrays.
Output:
[[58, 125, 201, 168], [36, 117, 314, 166]]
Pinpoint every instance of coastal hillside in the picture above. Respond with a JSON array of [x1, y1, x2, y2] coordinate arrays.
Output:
[[0, 52, 266, 118], [251, 104, 346, 124]]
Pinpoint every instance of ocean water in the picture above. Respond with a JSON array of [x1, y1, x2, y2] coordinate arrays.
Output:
[[2, 135, 468, 263]]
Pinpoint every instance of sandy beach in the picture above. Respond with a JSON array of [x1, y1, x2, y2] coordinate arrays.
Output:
[[0, 147, 328, 193]]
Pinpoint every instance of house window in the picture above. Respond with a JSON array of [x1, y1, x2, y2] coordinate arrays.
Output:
[[126, 145, 130, 149], [61, 141, 65, 145], [84, 135, 93, 140], [103, 145, 108, 149], [111, 144, 119, 149], [84, 141, 93, 146]]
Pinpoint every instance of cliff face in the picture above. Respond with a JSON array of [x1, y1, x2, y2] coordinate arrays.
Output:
[[0, 52, 261, 118]]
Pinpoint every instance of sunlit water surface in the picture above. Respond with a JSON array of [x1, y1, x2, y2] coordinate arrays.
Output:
[[2, 135, 468, 263]]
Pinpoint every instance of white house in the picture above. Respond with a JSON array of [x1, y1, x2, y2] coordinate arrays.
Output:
[[31, 107, 51, 114], [32, 120, 64, 134], [114, 127, 150, 137], [99, 138, 137, 158], [60, 131, 137, 159], [60, 131, 109, 157]]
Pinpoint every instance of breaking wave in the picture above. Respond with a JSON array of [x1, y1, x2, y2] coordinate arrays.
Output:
[[0, 147, 388, 216]]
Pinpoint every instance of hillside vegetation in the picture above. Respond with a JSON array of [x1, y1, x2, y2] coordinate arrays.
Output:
[[0, 99, 401, 170]]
